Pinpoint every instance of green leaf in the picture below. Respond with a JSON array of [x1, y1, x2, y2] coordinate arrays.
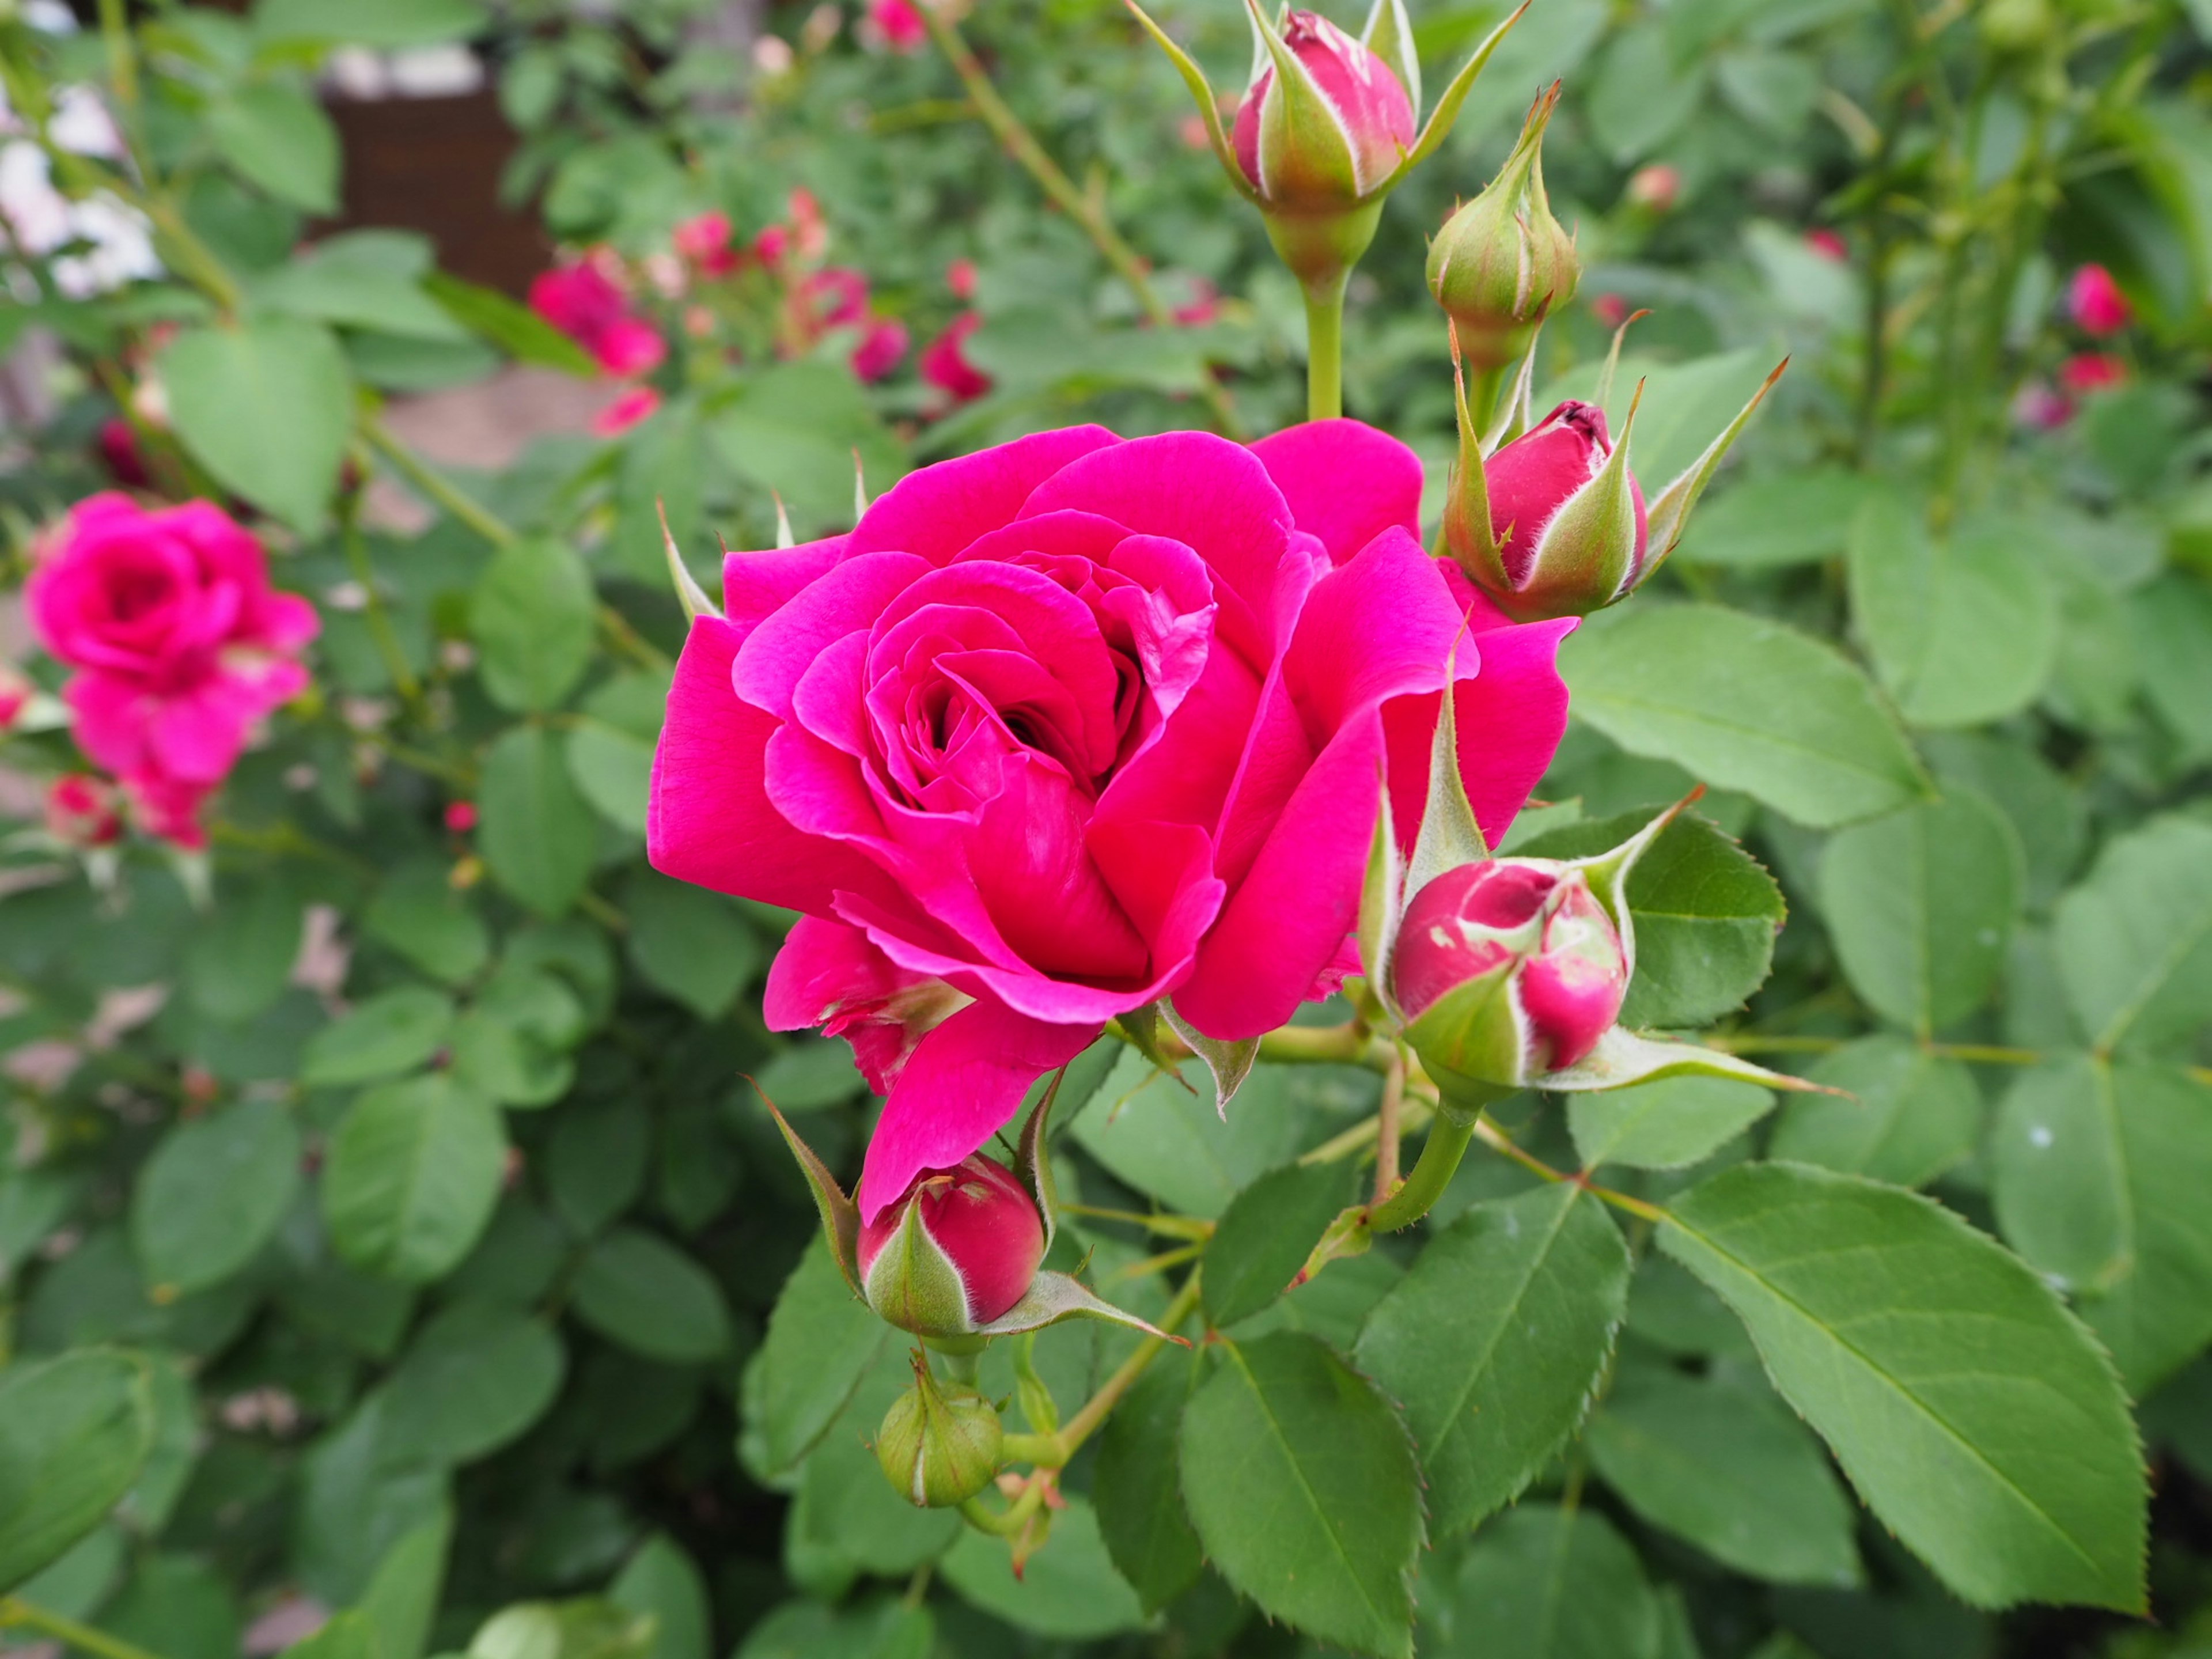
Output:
[[1429, 1504, 1660, 1659], [481, 727, 600, 919], [422, 272, 598, 376], [256, 0, 489, 48], [102, 1552, 242, 1659], [1355, 1184, 1630, 1534], [741, 1239, 885, 1481], [468, 1601, 655, 1659], [366, 861, 491, 987], [183, 874, 305, 1021], [1588, 1366, 1862, 1587], [1517, 808, 1785, 1028], [206, 84, 338, 213], [1092, 1350, 1204, 1613], [1180, 1333, 1422, 1658], [1819, 791, 2022, 1035], [359, 1508, 454, 1659], [566, 722, 655, 836], [385, 1301, 566, 1463], [791, 1356, 959, 1578], [1675, 467, 1874, 569], [252, 243, 470, 342], [472, 539, 597, 713], [0, 1351, 155, 1593], [1203, 1160, 1357, 1330], [571, 1228, 732, 1363], [2052, 816, 2212, 1059], [283, 1610, 378, 1659], [711, 360, 906, 536], [323, 1075, 508, 1283], [1849, 498, 2059, 729], [301, 986, 456, 1088], [1568, 1075, 1775, 1171], [131, 1098, 301, 1294], [295, 1395, 450, 1606], [1659, 1162, 2147, 1611], [1070, 1052, 1323, 1218], [546, 1099, 649, 1236], [1766, 1036, 1982, 1188], [448, 1012, 571, 1110], [610, 1534, 711, 1659], [1995, 1057, 2212, 1392], [161, 316, 351, 533], [940, 1495, 1144, 1640], [623, 869, 761, 1020], [1562, 604, 1930, 830]]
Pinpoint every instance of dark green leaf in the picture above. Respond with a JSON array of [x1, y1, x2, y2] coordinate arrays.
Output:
[[366, 861, 491, 987], [623, 869, 761, 1020], [359, 1508, 453, 1659], [741, 1240, 885, 1481], [385, 1301, 566, 1462], [132, 1099, 301, 1294], [0, 1351, 155, 1593], [571, 1228, 732, 1363], [610, 1533, 711, 1659], [1092, 1349, 1203, 1613], [1203, 1160, 1357, 1330], [323, 1075, 507, 1283], [1427, 1504, 1660, 1659], [183, 875, 305, 1021], [940, 1495, 1143, 1640]]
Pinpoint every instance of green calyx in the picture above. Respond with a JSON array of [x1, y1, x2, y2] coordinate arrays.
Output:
[[877, 1351, 1005, 1509], [1427, 82, 1580, 374], [863, 1183, 980, 1339]]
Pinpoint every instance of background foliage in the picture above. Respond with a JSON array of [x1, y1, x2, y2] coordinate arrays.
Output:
[[3, 0, 2212, 1656]]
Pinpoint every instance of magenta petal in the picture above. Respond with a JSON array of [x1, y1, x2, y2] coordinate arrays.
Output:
[[764, 915, 950, 1094], [1249, 420, 1425, 566], [63, 672, 150, 775], [733, 551, 929, 719], [857, 999, 1100, 1220], [721, 536, 846, 641], [145, 684, 252, 783], [847, 426, 1120, 566]]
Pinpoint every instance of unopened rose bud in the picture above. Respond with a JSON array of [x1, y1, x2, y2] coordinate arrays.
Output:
[[1232, 12, 1415, 212], [0, 664, 29, 733], [46, 772, 122, 847], [858, 1154, 1047, 1338], [1394, 858, 1628, 1092], [1625, 162, 1680, 213], [1427, 84, 1579, 374], [2066, 264, 2130, 336], [1450, 398, 1647, 623], [877, 1355, 1003, 1507]]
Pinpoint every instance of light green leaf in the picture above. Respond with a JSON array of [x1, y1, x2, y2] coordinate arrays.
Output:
[[422, 272, 597, 376], [1070, 1052, 1322, 1218], [1676, 468, 1873, 567], [161, 316, 351, 533], [1991, 1054, 2132, 1296], [366, 861, 491, 987], [1660, 1162, 2147, 1611], [1767, 1036, 1982, 1188], [1355, 1184, 1629, 1535], [940, 1495, 1143, 1640], [472, 540, 597, 713], [1849, 497, 2060, 729], [132, 1099, 301, 1294], [1562, 604, 1930, 829], [282, 1609, 378, 1659], [481, 727, 600, 919], [206, 84, 338, 213], [301, 986, 456, 1088], [1588, 1366, 1862, 1587], [571, 1228, 732, 1363], [1202, 1160, 1357, 1330], [566, 721, 654, 835], [0, 1351, 155, 1593], [323, 1075, 507, 1283], [2052, 816, 2212, 1059], [384, 1301, 566, 1463], [1819, 790, 2022, 1036], [1568, 1075, 1775, 1171], [1180, 1332, 1423, 1659], [359, 1508, 453, 1659], [1429, 1503, 1660, 1659], [252, 245, 470, 342]]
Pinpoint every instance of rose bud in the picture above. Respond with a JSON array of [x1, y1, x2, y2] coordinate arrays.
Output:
[[858, 1154, 1047, 1339], [2066, 264, 2130, 336], [1230, 11, 1415, 214], [1427, 83, 1580, 375], [0, 663, 29, 733], [1450, 398, 1647, 623], [1393, 857, 1628, 1093], [46, 773, 123, 848], [877, 1354, 1003, 1508]]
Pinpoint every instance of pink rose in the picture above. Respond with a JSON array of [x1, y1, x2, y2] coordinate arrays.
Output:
[[592, 385, 663, 438], [45, 774, 122, 848], [1231, 11, 1416, 204], [921, 313, 993, 406], [850, 317, 910, 384], [1805, 228, 1847, 263], [2066, 264, 2130, 336], [28, 494, 319, 808], [869, 0, 928, 52], [528, 261, 667, 379], [123, 768, 214, 850], [946, 257, 978, 301], [648, 422, 1572, 1215], [2060, 351, 2126, 395], [673, 211, 740, 276]]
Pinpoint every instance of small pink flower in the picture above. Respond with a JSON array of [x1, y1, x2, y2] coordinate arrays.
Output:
[[1179, 113, 1211, 151], [868, 0, 928, 52], [46, 773, 122, 848], [445, 800, 478, 834], [920, 313, 993, 406], [528, 261, 667, 378], [1591, 293, 1629, 330], [29, 494, 319, 799], [0, 662, 28, 732], [2067, 264, 2131, 336], [1172, 276, 1221, 328], [851, 318, 910, 383], [2060, 351, 2127, 395], [1625, 163, 1680, 213], [123, 769, 213, 850], [806, 267, 873, 329], [789, 188, 828, 263], [1805, 228, 1847, 263], [753, 225, 791, 269], [592, 385, 664, 438], [2014, 381, 2074, 431], [673, 211, 741, 277], [97, 418, 150, 489], [945, 257, 978, 301]]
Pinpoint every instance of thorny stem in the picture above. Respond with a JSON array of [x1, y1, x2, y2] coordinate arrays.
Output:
[[0, 1599, 171, 1659], [920, 10, 1245, 439], [1372, 1043, 1406, 1204], [1007, 1275, 1201, 1471]]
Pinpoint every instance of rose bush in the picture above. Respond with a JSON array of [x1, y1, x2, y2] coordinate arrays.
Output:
[[649, 419, 1571, 1214]]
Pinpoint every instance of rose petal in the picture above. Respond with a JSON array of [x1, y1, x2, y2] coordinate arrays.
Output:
[[847, 426, 1120, 566], [1249, 419, 1425, 566]]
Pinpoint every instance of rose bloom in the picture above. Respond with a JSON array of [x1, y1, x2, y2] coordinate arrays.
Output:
[[869, 0, 928, 52], [2066, 264, 2130, 336], [2060, 351, 2126, 395], [673, 211, 741, 277], [45, 773, 122, 848], [946, 257, 978, 301], [648, 422, 1572, 1215], [28, 494, 319, 836], [850, 318, 910, 384], [1805, 228, 1847, 263], [921, 313, 992, 406], [528, 261, 666, 378]]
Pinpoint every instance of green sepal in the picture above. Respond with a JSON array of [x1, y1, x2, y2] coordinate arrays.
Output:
[[974, 1269, 1187, 1341], [1402, 957, 1529, 1094], [1382, 1, 1527, 188], [863, 1189, 978, 1338], [658, 498, 721, 623], [1406, 637, 1491, 905], [1641, 357, 1789, 577], [1112, 1002, 1175, 1071], [1444, 327, 1506, 596], [1482, 319, 1547, 452], [1011, 1331, 1060, 1435], [1513, 377, 1646, 620], [1551, 789, 1698, 979], [1016, 1068, 1066, 1253], [1126, 0, 1258, 204], [1592, 305, 1648, 415], [755, 1084, 859, 1293], [1355, 771, 1404, 1020], [1359, 0, 1421, 121], [1164, 1003, 1260, 1118], [851, 448, 869, 522], [1541, 1027, 1835, 1096]]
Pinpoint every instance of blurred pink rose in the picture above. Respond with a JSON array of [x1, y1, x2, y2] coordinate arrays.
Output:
[[2014, 381, 2074, 431], [851, 318, 910, 382], [46, 774, 122, 847], [0, 662, 28, 732], [673, 211, 741, 277], [1172, 276, 1221, 327], [1625, 164, 1680, 213], [124, 770, 214, 850], [2067, 264, 2130, 336], [647, 421, 1573, 1215], [920, 313, 993, 406], [528, 261, 668, 378], [1591, 293, 1628, 329], [593, 385, 664, 437], [806, 267, 872, 329], [1805, 228, 1847, 262], [28, 494, 317, 841], [869, 0, 928, 52], [2060, 351, 2126, 394], [946, 257, 978, 301]]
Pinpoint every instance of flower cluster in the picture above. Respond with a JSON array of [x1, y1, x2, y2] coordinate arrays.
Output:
[[25, 494, 319, 847], [2017, 263, 2135, 430]]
